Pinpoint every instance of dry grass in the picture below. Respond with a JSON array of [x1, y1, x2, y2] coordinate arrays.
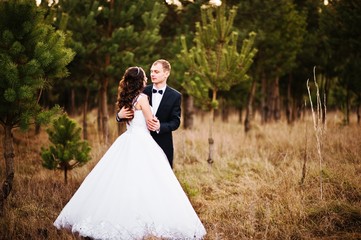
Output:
[[0, 110, 360, 240]]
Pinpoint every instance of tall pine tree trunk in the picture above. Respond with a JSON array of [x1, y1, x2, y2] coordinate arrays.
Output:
[[83, 87, 90, 140], [221, 98, 229, 123], [261, 72, 268, 124], [0, 126, 15, 216], [207, 90, 217, 165], [244, 77, 257, 133], [35, 123, 41, 135], [238, 106, 243, 124], [64, 167, 68, 185], [345, 87, 350, 125], [99, 0, 114, 144], [286, 74, 293, 124], [183, 94, 194, 129], [70, 88, 76, 116], [357, 97, 360, 125], [273, 76, 281, 121], [97, 91, 102, 141], [323, 76, 331, 125], [292, 98, 299, 122], [100, 75, 109, 144]]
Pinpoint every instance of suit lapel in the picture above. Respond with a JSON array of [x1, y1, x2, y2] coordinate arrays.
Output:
[[145, 85, 171, 116], [144, 85, 153, 106]]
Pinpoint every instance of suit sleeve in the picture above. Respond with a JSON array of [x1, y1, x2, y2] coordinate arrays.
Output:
[[159, 92, 181, 134], [115, 112, 124, 122]]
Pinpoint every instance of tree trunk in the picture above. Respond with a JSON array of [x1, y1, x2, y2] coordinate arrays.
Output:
[[100, 76, 109, 144], [117, 121, 127, 136], [345, 87, 350, 125], [183, 94, 194, 129], [323, 76, 331, 125], [207, 108, 215, 165], [213, 108, 220, 121], [35, 123, 41, 135], [100, 0, 113, 144], [83, 87, 90, 140], [292, 99, 299, 121], [221, 105, 229, 123], [286, 74, 292, 124], [207, 90, 217, 165], [244, 77, 257, 133], [64, 167, 68, 185], [261, 72, 268, 124], [266, 75, 274, 122], [0, 125, 15, 216], [268, 79, 274, 122], [97, 92, 102, 135], [357, 95, 360, 125], [238, 106, 243, 124], [70, 88, 76, 116], [273, 76, 281, 121]]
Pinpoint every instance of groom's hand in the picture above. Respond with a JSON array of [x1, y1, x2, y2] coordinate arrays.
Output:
[[147, 117, 160, 132], [118, 107, 134, 119]]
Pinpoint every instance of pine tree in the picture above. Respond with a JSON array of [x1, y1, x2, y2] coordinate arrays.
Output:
[[0, 0, 74, 214], [178, 4, 257, 164], [236, 0, 306, 123], [41, 114, 91, 184], [320, 0, 361, 124], [50, 0, 102, 138], [93, 0, 167, 143], [36, 0, 167, 142]]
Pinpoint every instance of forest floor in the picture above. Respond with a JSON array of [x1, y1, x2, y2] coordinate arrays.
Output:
[[0, 110, 360, 239]]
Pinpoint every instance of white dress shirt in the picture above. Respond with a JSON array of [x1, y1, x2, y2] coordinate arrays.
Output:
[[152, 86, 166, 115]]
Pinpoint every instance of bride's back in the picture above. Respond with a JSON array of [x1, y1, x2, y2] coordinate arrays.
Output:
[[126, 94, 150, 133]]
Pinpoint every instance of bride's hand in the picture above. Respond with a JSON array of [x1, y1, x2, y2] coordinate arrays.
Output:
[[147, 116, 160, 132]]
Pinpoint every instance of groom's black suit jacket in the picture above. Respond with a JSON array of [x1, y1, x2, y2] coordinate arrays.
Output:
[[143, 85, 181, 168]]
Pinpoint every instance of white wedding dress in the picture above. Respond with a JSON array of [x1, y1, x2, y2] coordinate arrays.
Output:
[[54, 95, 206, 240]]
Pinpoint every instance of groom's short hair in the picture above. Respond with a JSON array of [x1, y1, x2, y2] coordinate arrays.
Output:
[[152, 59, 171, 73]]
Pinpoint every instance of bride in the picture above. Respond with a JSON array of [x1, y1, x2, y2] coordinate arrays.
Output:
[[53, 66, 206, 239]]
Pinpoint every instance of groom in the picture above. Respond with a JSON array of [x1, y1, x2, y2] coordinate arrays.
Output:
[[116, 59, 181, 168]]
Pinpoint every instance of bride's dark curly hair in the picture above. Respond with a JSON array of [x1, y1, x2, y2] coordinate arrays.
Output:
[[116, 66, 146, 116]]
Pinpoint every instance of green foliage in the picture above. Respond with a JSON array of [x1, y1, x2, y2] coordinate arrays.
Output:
[[178, 4, 257, 110], [98, 0, 167, 73], [41, 114, 91, 181], [46, 0, 102, 110], [46, 0, 167, 112], [34, 105, 63, 125], [0, 0, 74, 130], [320, 0, 361, 102]]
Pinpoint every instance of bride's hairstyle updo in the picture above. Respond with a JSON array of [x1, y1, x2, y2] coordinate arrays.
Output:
[[116, 66, 146, 114]]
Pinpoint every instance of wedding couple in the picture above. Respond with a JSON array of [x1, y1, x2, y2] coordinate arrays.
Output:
[[53, 59, 207, 239]]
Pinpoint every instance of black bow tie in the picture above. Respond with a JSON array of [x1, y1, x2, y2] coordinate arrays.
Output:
[[152, 89, 163, 95]]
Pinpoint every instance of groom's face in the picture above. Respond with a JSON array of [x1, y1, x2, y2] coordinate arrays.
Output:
[[150, 63, 169, 85]]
